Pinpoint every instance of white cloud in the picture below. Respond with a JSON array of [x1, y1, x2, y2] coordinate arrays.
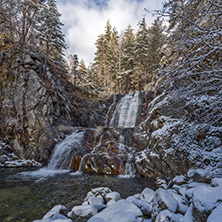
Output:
[[57, 0, 164, 65]]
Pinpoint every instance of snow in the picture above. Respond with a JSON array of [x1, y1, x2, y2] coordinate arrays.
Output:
[[192, 185, 222, 213], [68, 204, 106, 217], [42, 205, 66, 220], [105, 191, 121, 201], [107, 199, 117, 206], [33, 205, 72, 222], [182, 205, 193, 222], [140, 187, 155, 203], [187, 168, 211, 180], [210, 178, 222, 187], [87, 199, 143, 222], [155, 210, 180, 222], [207, 204, 222, 222], [88, 196, 104, 205], [153, 188, 178, 213], [172, 175, 187, 185], [126, 196, 152, 216], [84, 187, 112, 202]]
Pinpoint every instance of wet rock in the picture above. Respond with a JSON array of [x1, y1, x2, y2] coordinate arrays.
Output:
[[0, 154, 7, 164], [80, 153, 125, 175]]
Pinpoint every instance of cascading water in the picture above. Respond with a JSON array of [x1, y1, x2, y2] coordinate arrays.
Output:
[[104, 94, 117, 127], [109, 91, 141, 128], [118, 135, 136, 177], [47, 130, 85, 170]]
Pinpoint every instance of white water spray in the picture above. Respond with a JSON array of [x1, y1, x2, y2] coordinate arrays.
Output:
[[47, 131, 84, 170], [110, 91, 141, 128]]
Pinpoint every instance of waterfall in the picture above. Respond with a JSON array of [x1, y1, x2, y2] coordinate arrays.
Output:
[[47, 131, 84, 170], [109, 91, 141, 128], [104, 94, 117, 127], [118, 135, 136, 177]]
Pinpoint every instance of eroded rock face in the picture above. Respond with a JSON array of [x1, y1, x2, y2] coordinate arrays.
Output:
[[0, 52, 105, 164]]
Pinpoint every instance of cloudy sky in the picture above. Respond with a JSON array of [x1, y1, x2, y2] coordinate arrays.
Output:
[[57, 0, 165, 65]]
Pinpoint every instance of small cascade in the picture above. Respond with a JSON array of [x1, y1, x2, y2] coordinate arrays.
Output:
[[124, 152, 136, 177], [118, 135, 136, 177], [104, 94, 117, 127], [47, 131, 84, 170], [109, 91, 141, 128]]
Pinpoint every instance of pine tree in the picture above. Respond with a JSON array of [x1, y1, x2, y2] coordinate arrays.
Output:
[[120, 24, 136, 93], [147, 18, 166, 74], [134, 17, 150, 91], [93, 33, 106, 88], [107, 27, 120, 93], [35, 0, 66, 74]]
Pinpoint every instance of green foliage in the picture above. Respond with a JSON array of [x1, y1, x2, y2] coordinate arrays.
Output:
[[92, 18, 166, 93]]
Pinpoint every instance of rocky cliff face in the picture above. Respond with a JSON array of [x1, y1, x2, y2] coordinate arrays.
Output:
[[0, 51, 105, 165], [134, 72, 222, 178], [1, 51, 221, 179]]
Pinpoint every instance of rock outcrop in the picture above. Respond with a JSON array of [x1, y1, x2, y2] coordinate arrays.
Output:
[[0, 51, 106, 164]]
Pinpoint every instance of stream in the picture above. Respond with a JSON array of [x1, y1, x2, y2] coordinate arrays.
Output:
[[0, 168, 156, 222]]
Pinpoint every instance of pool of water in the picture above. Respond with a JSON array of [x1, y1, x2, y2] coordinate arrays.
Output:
[[0, 168, 156, 222]]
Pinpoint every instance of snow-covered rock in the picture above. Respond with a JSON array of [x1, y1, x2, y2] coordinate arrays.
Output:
[[68, 204, 106, 218], [105, 191, 121, 202], [126, 196, 152, 216], [207, 204, 222, 222], [140, 187, 155, 203], [87, 199, 143, 222], [210, 177, 222, 187], [42, 205, 67, 220], [171, 192, 188, 215], [192, 185, 222, 221], [84, 187, 112, 202], [169, 175, 187, 187], [88, 196, 104, 205], [182, 205, 194, 222], [152, 188, 178, 221], [187, 169, 211, 183], [33, 205, 71, 222], [155, 210, 180, 222], [107, 199, 117, 206]]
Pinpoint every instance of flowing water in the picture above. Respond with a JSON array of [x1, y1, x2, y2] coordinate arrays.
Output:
[[0, 168, 156, 222], [109, 91, 141, 128], [47, 130, 84, 170], [0, 92, 147, 221]]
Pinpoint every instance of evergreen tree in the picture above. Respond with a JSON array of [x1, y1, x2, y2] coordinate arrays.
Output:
[[134, 17, 150, 90], [147, 18, 166, 74], [68, 54, 81, 86], [35, 0, 66, 73], [120, 24, 135, 93], [107, 27, 120, 93]]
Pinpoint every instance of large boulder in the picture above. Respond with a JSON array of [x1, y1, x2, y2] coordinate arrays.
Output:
[[87, 199, 143, 222], [192, 185, 222, 222]]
